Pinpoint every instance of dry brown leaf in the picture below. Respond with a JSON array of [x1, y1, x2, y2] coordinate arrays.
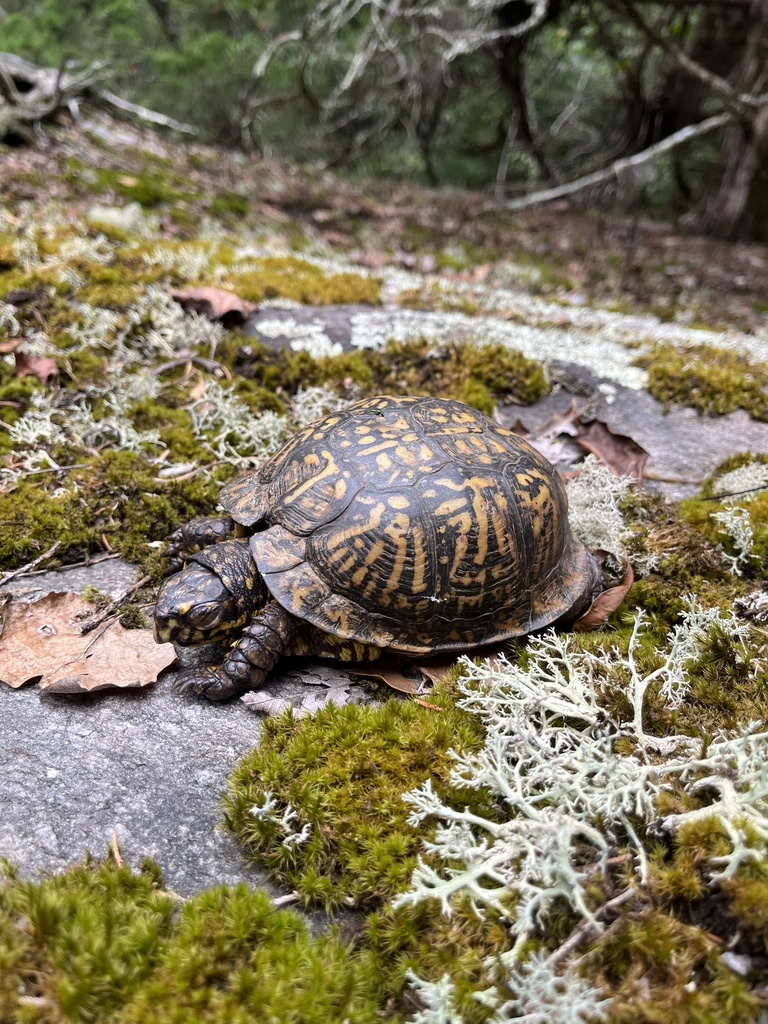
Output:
[[0, 337, 23, 355], [0, 592, 176, 692], [497, 399, 582, 463], [14, 351, 58, 384], [171, 287, 257, 326], [342, 660, 428, 694], [572, 557, 634, 632], [575, 420, 649, 484], [241, 692, 296, 716]]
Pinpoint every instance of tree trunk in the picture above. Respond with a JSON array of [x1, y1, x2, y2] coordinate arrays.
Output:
[[686, 0, 768, 239], [494, 0, 563, 185], [687, 105, 768, 239]]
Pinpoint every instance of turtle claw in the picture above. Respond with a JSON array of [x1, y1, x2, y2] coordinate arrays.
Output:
[[171, 666, 242, 701]]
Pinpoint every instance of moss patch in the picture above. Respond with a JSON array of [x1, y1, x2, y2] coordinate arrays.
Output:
[[0, 452, 221, 579], [227, 336, 548, 413], [224, 685, 485, 909], [639, 342, 768, 420], [0, 856, 382, 1024], [224, 256, 381, 306], [0, 854, 175, 1022]]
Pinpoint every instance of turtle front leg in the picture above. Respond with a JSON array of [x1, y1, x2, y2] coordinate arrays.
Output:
[[172, 601, 297, 700], [163, 515, 240, 575]]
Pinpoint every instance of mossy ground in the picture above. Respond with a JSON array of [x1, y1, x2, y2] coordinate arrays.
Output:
[[638, 342, 768, 420], [3, 123, 768, 1023]]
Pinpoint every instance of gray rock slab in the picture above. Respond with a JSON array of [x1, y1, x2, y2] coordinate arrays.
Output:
[[1, 561, 373, 894], [505, 361, 768, 500], [0, 677, 268, 895]]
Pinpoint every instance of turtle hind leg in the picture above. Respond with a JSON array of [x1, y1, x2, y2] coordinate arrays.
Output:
[[163, 515, 242, 576], [172, 600, 297, 700]]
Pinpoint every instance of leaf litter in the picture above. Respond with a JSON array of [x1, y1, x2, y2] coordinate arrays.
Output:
[[0, 592, 176, 692]]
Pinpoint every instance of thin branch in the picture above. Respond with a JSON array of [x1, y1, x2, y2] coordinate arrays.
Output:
[[95, 90, 198, 134], [0, 541, 61, 587], [613, 0, 759, 111], [79, 575, 152, 636], [484, 112, 732, 212]]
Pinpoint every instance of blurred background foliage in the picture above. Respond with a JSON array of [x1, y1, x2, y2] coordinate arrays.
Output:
[[1, 0, 766, 239]]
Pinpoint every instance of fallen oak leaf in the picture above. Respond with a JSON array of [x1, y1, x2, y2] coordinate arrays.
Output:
[[342, 659, 428, 694], [575, 419, 648, 484], [572, 557, 634, 632], [14, 351, 58, 385], [0, 592, 176, 691], [171, 287, 257, 327]]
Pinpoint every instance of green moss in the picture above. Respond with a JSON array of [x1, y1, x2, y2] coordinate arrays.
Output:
[[210, 190, 250, 218], [226, 336, 547, 412], [224, 257, 381, 306], [0, 366, 44, 426], [0, 853, 175, 1022], [224, 685, 485, 909], [0, 451, 221, 579], [64, 159, 200, 209], [0, 857, 382, 1024], [118, 885, 382, 1024], [586, 910, 760, 1023], [638, 342, 768, 420], [130, 398, 202, 463]]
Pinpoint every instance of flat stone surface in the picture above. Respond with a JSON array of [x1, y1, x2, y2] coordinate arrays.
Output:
[[0, 677, 268, 894], [503, 361, 768, 500], [0, 560, 372, 893]]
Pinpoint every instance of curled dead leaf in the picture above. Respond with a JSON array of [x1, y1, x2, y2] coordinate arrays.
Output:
[[342, 660, 428, 694], [15, 351, 58, 385], [575, 420, 649, 484], [171, 287, 257, 327], [572, 557, 634, 632], [0, 592, 176, 692]]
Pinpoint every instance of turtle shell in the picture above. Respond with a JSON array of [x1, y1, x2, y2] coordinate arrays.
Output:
[[218, 395, 593, 654]]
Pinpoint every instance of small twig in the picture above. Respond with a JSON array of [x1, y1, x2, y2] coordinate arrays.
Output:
[[414, 699, 444, 711], [272, 891, 300, 907], [0, 540, 61, 586], [546, 886, 636, 967], [79, 574, 152, 635], [12, 552, 120, 578], [110, 829, 125, 867], [2, 463, 88, 478], [702, 484, 768, 502]]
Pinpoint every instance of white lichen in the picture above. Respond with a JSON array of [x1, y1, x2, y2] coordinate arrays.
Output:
[[710, 460, 768, 501], [565, 455, 631, 566], [404, 971, 465, 1024], [249, 791, 312, 848], [481, 951, 612, 1024], [398, 599, 758, 1014], [711, 505, 756, 576], [189, 380, 289, 463], [292, 385, 351, 428]]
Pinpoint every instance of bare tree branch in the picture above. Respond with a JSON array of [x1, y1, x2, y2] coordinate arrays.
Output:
[[95, 90, 197, 134], [484, 111, 732, 212], [612, 0, 763, 111], [0, 52, 197, 137]]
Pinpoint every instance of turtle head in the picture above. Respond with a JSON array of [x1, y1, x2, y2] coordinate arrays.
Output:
[[154, 538, 265, 646]]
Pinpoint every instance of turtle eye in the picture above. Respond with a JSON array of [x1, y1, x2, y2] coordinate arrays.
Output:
[[187, 604, 223, 630]]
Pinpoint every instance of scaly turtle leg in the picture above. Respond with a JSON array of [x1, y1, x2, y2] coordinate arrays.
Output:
[[163, 515, 241, 575], [171, 601, 297, 700]]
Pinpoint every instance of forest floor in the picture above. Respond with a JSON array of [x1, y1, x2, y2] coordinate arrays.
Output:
[[2, 112, 768, 1023]]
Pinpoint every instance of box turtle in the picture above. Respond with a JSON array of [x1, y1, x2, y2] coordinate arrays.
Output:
[[154, 395, 601, 699]]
